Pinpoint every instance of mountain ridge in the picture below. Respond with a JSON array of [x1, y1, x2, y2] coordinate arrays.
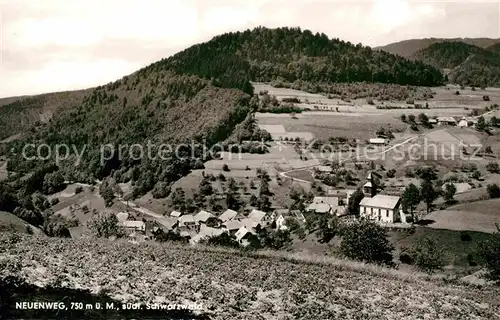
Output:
[[376, 37, 500, 58]]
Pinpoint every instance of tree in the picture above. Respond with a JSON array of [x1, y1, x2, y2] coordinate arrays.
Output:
[[486, 162, 500, 174], [99, 180, 115, 207], [490, 116, 499, 127], [402, 183, 421, 222], [487, 184, 500, 199], [87, 212, 125, 238], [400, 114, 407, 123], [477, 224, 500, 283], [199, 176, 214, 195], [408, 114, 416, 123], [420, 179, 439, 213], [347, 188, 364, 215], [418, 113, 430, 128], [409, 236, 445, 274], [317, 215, 341, 243], [201, 233, 240, 248], [340, 220, 394, 266], [171, 188, 186, 211], [476, 116, 487, 132], [443, 183, 457, 203]]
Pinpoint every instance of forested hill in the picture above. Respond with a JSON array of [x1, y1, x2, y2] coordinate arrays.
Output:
[[377, 38, 500, 58], [145, 27, 444, 92], [412, 42, 500, 87]]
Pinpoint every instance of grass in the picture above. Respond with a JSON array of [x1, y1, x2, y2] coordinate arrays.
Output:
[[0, 212, 43, 235], [1, 233, 499, 319], [390, 227, 495, 270]]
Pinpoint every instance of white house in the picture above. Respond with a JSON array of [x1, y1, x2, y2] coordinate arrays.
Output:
[[437, 116, 457, 126], [170, 211, 182, 218], [315, 165, 333, 173], [235, 226, 258, 246], [177, 214, 199, 232], [275, 214, 288, 230], [122, 220, 146, 232], [359, 195, 402, 223], [369, 138, 387, 145]]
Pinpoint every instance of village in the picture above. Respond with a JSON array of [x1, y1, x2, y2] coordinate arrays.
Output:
[[42, 84, 499, 257]]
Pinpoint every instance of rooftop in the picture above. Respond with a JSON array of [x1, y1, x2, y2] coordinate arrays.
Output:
[[369, 138, 386, 144], [247, 209, 267, 222], [194, 210, 215, 223], [218, 209, 238, 222], [170, 211, 182, 217], [359, 195, 401, 210], [178, 215, 196, 225], [122, 221, 146, 229]]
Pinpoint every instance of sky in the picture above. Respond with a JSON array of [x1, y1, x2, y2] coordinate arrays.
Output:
[[0, 0, 499, 97]]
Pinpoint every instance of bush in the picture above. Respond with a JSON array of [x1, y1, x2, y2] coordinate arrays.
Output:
[[467, 253, 478, 267], [487, 184, 500, 199], [486, 162, 500, 174], [86, 212, 125, 238], [477, 225, 500, 283], [340, 220, 394, 266], [409, 236, 445, 274], [201, 233, 240, 248], [222, 164, 230, 172], [386, 169, 396, 178], [460, 231, 472, 242], [75, 186, 83, 194], [399, 251, 413, 264]]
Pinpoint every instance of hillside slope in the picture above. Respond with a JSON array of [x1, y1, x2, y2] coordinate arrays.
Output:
[[0, 211, 44, 235], [412, 42, 500, 87], [0, 90, 90, 141], [1, 234, 499, 319], [377, 38, 500, 58], [157, 27, 443, 89]]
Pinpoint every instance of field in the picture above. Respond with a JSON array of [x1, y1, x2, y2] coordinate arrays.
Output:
[[425, 199, 500, 234], [1, 233, 499, 319], [390, 227, 495, 272], [0, 212, 43, 235]]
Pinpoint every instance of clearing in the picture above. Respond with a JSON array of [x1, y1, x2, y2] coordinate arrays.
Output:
[[425, 199, 500, 233]]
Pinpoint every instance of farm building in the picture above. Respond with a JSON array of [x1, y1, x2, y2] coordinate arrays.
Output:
[[190, 225, 228, 244], [235, 226, 257, 246], [359, 195, 402, 223], [177, 215, 199, 232], [457, 117, 478, 128], [307, 197, 340, 214], [116, 212, 129, 222], [437, 116, 457, 126], [428, 118, 438, 125], [155, 217, 177, 232], [223, 220, 243, 234], [315, 165, 333, 173], [369, 138, 387, 145], [194, 210, 216, 224], [218, 209, 238, 222], [122, 220, 146, 232], [247, 209, 273, 226], [170, 211, 182, 218]]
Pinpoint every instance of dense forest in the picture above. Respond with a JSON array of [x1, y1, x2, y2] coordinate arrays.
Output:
[[412, 42, 500, 87], [146, 27, 444, 92]]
